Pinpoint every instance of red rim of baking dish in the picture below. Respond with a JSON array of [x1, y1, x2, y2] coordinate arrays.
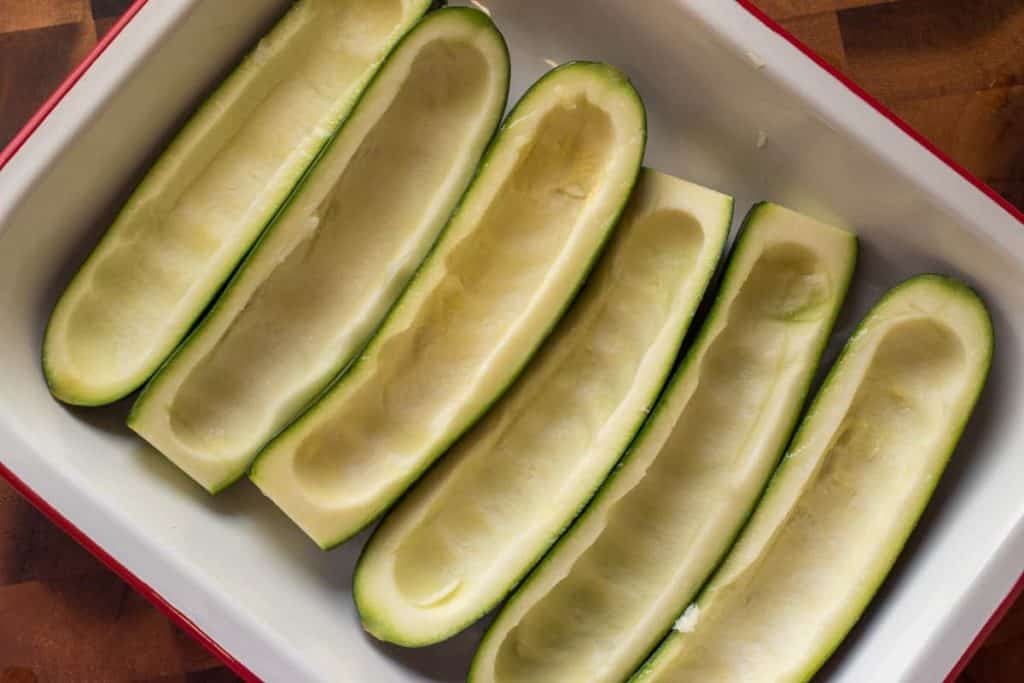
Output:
[[0, 1, 1020, 681]]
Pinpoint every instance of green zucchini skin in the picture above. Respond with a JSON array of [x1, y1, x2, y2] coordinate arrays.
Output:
[[43, 0, 432, 406], [249, 61, 648, 549], [469, 202, 858, 683], [127, 6, 512, 493], [353, 169, 734, 647], [632, 274, 993, 683]]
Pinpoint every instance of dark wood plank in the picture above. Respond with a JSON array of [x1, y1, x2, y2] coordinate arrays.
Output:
[[778, 11, 848, 70], [0, 479, 37, 585], [0, 0, 89, 35], [91, 0, 132, 21], [886, 85, 1024, 184], [838, 0, 1024, 101], [0, 575, 185, 681], [752, 0, 899, 21], [0, 19, 97, 147]]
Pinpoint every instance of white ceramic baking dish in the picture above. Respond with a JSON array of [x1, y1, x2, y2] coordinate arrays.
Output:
[[1, 1, 1022, 681]]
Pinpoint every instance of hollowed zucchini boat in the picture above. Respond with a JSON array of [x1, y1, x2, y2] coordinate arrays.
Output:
[[633, 274, 992, 683], [354, 169, 733, 646], [129, 7, 511, 492], [43, 0, 431, 405], [470, 202, 857, 683], [251, 61, 648, 548]]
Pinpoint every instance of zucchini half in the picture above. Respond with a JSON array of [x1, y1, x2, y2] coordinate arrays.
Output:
[[251, 61, 648, 549], [42, 0, 432, 405], [470, 203, 857, 683], [128, 8, 511, 493], [633, 275, 992, 683], [354, 169, 734, 646]]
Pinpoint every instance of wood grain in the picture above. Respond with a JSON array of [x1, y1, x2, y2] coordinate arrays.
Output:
[[0, 0, 1021, 681]]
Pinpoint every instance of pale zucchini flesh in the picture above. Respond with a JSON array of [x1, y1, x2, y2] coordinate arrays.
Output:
[[42, 0, 431, 405], [633, 275, 992, 683], [354, 169, 733, 646], [250, 61, 647, 548], [127, 8, 511, 493], [469, 203, 857, 683]]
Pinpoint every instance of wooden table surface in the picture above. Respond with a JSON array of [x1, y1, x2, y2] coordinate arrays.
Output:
[[1, 0, 1022, 681]]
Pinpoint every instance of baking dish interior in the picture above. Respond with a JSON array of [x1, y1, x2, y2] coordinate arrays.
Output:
[[0, 1, 1022, 681]]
